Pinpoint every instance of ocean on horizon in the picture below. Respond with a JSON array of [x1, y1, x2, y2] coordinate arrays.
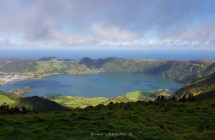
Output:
[[0, 49, 214, 61]]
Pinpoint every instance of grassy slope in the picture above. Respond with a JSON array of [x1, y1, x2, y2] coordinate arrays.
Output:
[[34, 60, 68, 74], [0, 89, 170, 110], [51, 96, 110, 108], [0, 91, 67, 112], [0, 94, 16, 105], [176, 72, 215, 99], [51, 90, 171, 109], [0, 59, 36, 73], [0, 99, 214, 140], [16, 96, 67, 112], [124, 91, 155, 101], [30, 60, 99, 77]]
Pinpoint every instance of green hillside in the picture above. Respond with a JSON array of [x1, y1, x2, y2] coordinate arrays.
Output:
[[0, 94, 16, 105], [0, 59, 36, 73], [35, 61, 67, 74], [176, 72, 215, 100], [0, 89, 170, 111], [0, 99, 215, 139], [16, 96, 68, 112], [101, 59, 214, 83], [51, 96, 110, 108], [50, 89, 171, 109]]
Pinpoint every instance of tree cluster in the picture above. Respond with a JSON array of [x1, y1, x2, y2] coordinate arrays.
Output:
[[0, 103, 28, 114]]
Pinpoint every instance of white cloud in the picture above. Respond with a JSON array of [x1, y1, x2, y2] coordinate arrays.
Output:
[[0, 0, 214, 49], [53, 31, 89, 46], [98, 38, 208, 47], [92, 24, 136, 42], [177, 21, 215, 45], [22, 24, 137, 46], [0, 37, 10, 46]]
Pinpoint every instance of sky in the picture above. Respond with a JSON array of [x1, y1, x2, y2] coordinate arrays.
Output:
[[0, 0, 215, 50]]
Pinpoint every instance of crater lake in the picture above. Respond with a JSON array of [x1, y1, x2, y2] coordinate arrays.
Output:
[[0, 73, 182, 97]]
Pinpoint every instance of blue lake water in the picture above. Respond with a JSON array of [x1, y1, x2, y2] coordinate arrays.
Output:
[[0, 73, 182, 97]]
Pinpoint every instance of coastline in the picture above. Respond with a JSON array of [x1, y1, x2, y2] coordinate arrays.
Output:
[[0, 74, 29, 86], [0, 70, 102, 86]]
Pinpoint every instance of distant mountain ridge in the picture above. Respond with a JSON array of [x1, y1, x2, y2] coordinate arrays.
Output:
[[80, 58, 215, 83], [0, 57, 215, 84], [80, 57, 120, 68]]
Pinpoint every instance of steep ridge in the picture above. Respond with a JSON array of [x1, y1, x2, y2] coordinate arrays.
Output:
[[80, 58, 215, 83], [0, 57, 215, 83], [175, 72, 215, 99]]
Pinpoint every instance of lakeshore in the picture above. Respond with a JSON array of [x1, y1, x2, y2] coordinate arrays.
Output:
[[0, 72, 29, 86]]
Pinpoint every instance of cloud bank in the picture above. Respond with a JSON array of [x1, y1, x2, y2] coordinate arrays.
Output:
[[0, 0, 215, 49]]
